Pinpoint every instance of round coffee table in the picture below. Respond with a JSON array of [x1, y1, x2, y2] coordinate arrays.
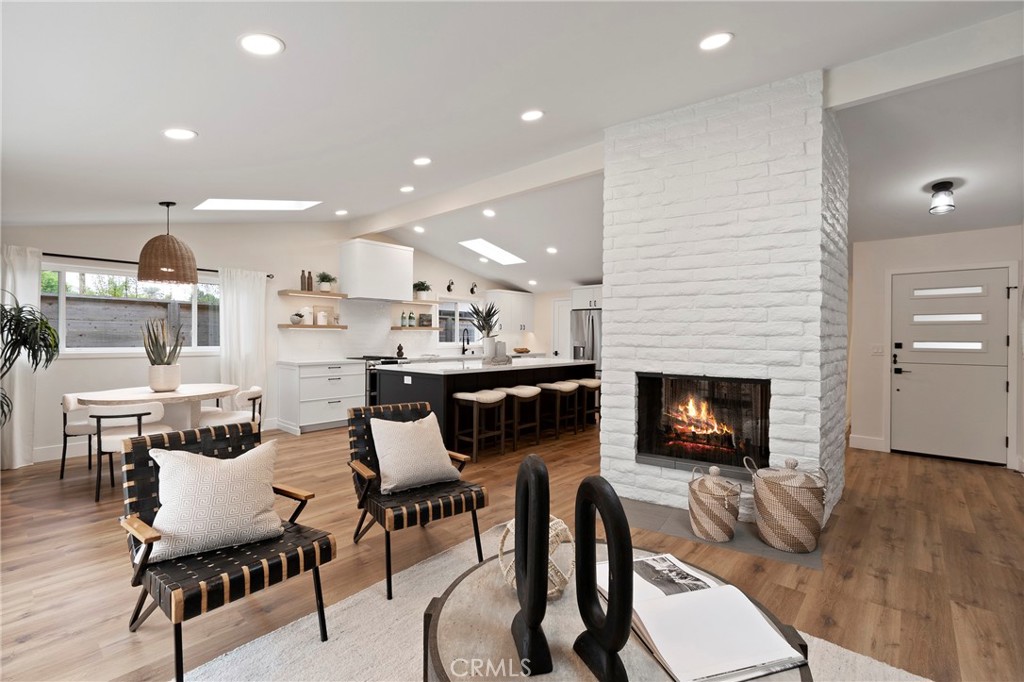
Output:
[[424, 546, 811, 681]]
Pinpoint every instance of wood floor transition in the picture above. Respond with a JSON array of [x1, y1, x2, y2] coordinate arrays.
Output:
[[2, 427, 1022, 681]]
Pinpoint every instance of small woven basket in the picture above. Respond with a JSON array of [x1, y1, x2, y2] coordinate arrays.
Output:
[[688, 466, 740, 542], [745, 456, 828, 553]]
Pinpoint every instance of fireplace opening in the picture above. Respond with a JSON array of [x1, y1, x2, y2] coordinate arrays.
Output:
[[637, 373, 770, 478]]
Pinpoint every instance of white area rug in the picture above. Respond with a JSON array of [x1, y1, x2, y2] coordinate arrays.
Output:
[[190, 526, 927, 682]]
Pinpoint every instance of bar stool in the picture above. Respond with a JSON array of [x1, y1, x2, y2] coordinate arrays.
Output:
[[537, 381, 579, 439], [495, 386, 541, 451], [569, 378, 602, 431], [453, 390, 506, 462]]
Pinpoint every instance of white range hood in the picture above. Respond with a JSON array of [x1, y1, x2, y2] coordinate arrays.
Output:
[[338, 238, 414, 300]]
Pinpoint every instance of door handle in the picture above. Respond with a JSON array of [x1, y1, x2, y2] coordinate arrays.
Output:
[[894, 368, 912, 374]]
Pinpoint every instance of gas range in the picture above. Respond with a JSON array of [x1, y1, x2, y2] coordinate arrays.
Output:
[[347, 356, 409, 405]]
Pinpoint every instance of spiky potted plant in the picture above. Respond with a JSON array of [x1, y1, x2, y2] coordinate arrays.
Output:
[[143, 318, 185, 392], [1, 292, 60, 426], [469, 302, 500, 357]]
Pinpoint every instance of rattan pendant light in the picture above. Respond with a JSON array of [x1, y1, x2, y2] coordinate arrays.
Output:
[[138, 201, 198, 284]]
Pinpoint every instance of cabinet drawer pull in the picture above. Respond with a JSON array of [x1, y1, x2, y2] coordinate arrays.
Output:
[[327, 377, 341, 381], [327, 400, 342, 404], [327, 366, 342, 369]]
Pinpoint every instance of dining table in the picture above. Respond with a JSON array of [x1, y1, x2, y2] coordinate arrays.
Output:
[[75, 383, 239, 430]]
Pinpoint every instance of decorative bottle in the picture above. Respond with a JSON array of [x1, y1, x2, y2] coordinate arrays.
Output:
[[305, 270, 313, 291], [300, 270, 306, 291], [401, 312, 407, 327], [409, 310, 416, 326]]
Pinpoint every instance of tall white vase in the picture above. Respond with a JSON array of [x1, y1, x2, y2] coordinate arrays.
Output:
[[482, 337, 497, 358], [149, 364, 181, 392]]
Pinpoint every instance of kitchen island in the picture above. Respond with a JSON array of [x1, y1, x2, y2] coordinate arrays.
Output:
[[376, 358, 596, 447]]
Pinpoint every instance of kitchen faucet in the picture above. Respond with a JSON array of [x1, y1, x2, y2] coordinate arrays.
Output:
[[461, 328, 471, 355]]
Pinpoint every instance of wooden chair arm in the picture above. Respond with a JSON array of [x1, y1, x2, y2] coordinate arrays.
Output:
[[448, 451, 471, 464], [349, 460, 377, 480], [272, 483, 315, 501], [121, 516, 161, 544]]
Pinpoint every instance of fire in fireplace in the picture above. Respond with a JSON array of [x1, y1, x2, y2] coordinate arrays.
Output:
[[637, 373, 770, 478]]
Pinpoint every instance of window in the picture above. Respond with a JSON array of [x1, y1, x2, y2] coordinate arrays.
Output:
[[438, 301, 481, 345], [41, 267, 220, 351]]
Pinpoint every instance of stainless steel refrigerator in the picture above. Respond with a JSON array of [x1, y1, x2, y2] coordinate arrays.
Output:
[[570, 308, 602, 373]]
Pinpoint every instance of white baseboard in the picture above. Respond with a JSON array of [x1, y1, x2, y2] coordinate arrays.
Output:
[[849, 434, 887, 452]]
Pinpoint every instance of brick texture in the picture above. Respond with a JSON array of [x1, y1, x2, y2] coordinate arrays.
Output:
[[601, 71, 848, 519]]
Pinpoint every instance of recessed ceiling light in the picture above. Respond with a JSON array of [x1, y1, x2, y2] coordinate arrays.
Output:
[[459, 238, 526, 265], [413, 157, 432, 166], [546, 247, 558, 254], [528, 280, 537, 286], [334, 209, 349, 216], [400, 185, 415, 193], [194, 198, 320, 211], [163, 128, 197, 141], [413, 225, 425, 233], [482, 208, 496, 218], [479, 257, 489, 263], [699, 32, 733, 50], [239, 33, 285, 56], [521, 110, 544, 122]]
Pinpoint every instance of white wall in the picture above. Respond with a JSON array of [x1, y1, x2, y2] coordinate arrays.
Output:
[[848, 224, 1024, 469], [1, 221, 503, 462]]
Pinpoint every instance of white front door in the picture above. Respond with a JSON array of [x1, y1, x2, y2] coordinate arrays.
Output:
[[552, 298, 571, 359], [890, 268, 1009, 463]]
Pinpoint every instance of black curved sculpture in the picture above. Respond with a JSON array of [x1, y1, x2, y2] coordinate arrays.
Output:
[[511, 454, 553, 676], [573, 475, 633, 682]]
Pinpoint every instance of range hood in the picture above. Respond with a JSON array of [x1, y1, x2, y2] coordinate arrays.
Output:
[[338, 238, 414, 300]]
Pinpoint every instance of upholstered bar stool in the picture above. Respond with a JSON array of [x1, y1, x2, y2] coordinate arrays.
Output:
[[537, 381, 579, 439], [568, 378, 602, 431], [495, 385, 542, 451], [453, 390, 506, 462]]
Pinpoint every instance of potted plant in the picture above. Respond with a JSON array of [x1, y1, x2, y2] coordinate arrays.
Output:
[[413, 280, 433, 301], [316, 271, 337, 293], [143, 318, 184, 392], [1, 292, 59, 426], [290, 311, 304, 325], [469, 302, 500, 357]]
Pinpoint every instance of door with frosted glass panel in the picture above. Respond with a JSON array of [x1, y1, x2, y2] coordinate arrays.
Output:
[[890, 268, 1008, 463]]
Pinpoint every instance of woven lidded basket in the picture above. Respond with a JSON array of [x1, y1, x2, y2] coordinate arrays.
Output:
[[688, 466, 741, 542], [745, 456, 828, 553]]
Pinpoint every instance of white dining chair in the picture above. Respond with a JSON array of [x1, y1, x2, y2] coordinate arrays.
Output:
[[60, 393, 98, 480], [198, 386, 263, 438], [88, 402, 173, 502]]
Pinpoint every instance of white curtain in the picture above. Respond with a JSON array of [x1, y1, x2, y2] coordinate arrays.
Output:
[[1, 246, 43, 469], [219, 268, 268, 410]]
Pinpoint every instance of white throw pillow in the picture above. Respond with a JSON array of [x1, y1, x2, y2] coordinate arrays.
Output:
[[370, 412, 461, 494], [147, 440, 284, 563]]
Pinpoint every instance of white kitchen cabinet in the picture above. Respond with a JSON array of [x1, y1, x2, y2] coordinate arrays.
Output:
[[571, 285, 602, 310], [277, 360, 365, 435], [338, 238, 413, 301], [486, 290, 535, 333]]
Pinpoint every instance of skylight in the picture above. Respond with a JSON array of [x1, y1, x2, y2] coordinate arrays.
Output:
[[194, 199, 321, 211], [458, 238, 526, 265]]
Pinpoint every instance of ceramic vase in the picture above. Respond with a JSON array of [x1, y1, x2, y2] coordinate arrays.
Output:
[[319, 282, 332, 292], [482, 337, 497, 358], [149, 364, 181, 392]]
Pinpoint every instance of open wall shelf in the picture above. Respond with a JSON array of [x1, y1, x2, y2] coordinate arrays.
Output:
[[391, 326, 441, 331], [278, 324, 349, 330], [278, 289, 349, 300]]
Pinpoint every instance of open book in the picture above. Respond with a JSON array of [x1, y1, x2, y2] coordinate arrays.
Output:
[[596, 554, 806, 682]]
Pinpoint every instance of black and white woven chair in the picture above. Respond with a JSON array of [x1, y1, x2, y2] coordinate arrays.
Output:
[[347, 402, 488, 599]]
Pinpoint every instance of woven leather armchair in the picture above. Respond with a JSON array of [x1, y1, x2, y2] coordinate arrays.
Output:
[[347, 403, 488, 599], [120, 423, 336, 682]]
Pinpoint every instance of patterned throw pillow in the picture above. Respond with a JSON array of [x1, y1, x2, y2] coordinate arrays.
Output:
[[370, 412, 461, 494], [147, 440, 284, 563]]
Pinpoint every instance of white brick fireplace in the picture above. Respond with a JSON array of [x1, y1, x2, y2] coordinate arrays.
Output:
[[600, 70, 848, 518]]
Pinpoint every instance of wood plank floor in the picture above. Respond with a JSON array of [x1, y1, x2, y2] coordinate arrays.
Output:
[[2, 428, 1023, 681]]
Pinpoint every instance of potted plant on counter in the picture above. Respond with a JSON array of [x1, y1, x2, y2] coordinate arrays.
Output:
[[143, 318, 184, 392], [469, 302, 500, 357], [413, 280, 433, 301], [316, 271, 337, 293]]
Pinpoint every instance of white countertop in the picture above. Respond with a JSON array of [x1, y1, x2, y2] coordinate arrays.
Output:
[[376, 357, 594, 375], [276, 359, 365, 367]]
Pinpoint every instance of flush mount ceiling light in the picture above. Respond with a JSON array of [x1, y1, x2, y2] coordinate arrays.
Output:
[[239, 33, 285, 56], [413, 225, 425, 233], [195, 198, 320, 211], [482, 208, 496, 218], [546, 246, 558, 254], [929, 181, 955, 215], [138, 201, 197, 285], [459, 238, 526, 265], [699, 32, 734, 50], [528, 280, 537, 286], [479, 257, 489, 263], [521, 110, 544, 122], [413, 157, 432, 166], [400, 185, 415, 193], [163, 128, 197, 141], [334, 209, 349, 216]]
